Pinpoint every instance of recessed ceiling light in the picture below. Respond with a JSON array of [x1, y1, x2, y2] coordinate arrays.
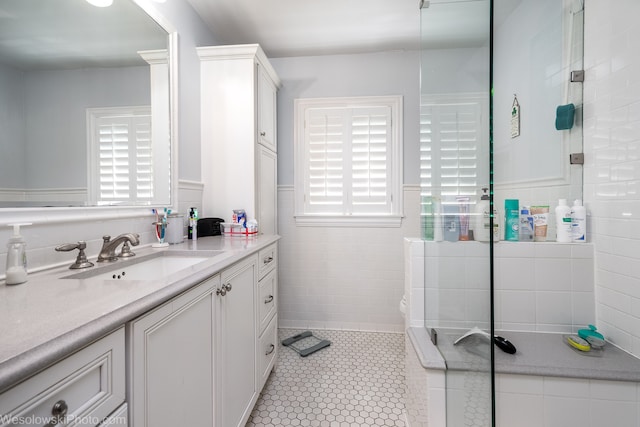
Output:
[[86, 0, 113, 7]]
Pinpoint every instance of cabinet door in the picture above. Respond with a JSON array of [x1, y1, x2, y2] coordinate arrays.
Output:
[[257, 64, 277, 152], [216, 256, 257, 427], [129, 277, 216, 427], [257, 144, 277, 235]]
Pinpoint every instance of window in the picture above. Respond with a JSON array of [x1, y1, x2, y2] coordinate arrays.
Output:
[[87, 107, 153, 205], [420, 93, 488, 200], [294, 96, 403, 226]]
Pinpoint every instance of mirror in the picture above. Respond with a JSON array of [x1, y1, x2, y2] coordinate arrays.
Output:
[[0, 0, 171, 208]]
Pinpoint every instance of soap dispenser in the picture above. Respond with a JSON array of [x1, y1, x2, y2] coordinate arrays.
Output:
[[5, 223, 31, 285]]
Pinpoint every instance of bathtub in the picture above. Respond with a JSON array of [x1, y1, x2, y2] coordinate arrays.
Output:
[[405, 327, 640, 427]]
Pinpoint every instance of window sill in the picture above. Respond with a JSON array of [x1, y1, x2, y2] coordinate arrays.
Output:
[[294, 215, 403, 228]]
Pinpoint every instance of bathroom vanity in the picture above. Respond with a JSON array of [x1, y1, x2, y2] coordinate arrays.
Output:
[[0, 235, 278, 427]]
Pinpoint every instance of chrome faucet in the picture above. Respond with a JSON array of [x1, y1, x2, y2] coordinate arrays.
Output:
[[97, 233, 140, 262]]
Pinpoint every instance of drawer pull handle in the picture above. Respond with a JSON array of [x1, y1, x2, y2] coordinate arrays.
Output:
[[260, 131, 266, 137], [263, 256, 273, 265], [264, 295, 274, 304], [45, 400, 68, 426], [265, 344, 275, 355]]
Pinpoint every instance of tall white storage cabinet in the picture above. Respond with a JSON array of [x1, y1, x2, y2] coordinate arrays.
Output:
[[198, 44, 280, 234]]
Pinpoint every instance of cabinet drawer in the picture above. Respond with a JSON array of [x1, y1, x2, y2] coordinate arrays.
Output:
[[257, 315, 277, 391], [258, 243, 277, 279], [101, 403, 127, 426], [0, 328, 125, 427], [258, 268, 277, 334]]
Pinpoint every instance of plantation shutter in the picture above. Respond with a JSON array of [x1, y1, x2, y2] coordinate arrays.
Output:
[[420, 101, 481, 199], [351, 106, 392, 213], [304, 107, 346, 214], [96, 114, 153, 203], [303, 106, 392, 215]]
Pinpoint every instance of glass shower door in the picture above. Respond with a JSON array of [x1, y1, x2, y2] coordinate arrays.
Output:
[[419, 0, 493, 425]]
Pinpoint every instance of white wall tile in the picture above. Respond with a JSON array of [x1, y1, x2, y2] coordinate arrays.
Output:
[[535, 258, 573, 291], [543, 377, 590, 398], [543, 396, 590, 427], [585, 0, 640, 357], [536, 292, 573, 327]]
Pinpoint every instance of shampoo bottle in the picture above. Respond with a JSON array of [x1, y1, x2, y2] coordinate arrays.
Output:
[[504, 199, 519, 241], [5, 223, 31, 285], [474, 188, 491, 242], [442, 201, 459, 242], [518, 206, 534, 242], [571, 199, 586, 242], [555, 199, 572, 242]]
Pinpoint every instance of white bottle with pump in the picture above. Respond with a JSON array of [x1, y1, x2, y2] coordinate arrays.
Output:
[[5, 223, 31, 285], [474, 188, 491, 242], [571, 199, 586, 242], [555, 199, 573, 242]]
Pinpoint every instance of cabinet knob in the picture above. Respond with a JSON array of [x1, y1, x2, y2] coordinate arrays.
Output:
[[217, 283, 232, 296], [265, 344, 275, 355], [264, 295, 274, 304], [260, 131, 266, 137], [44, 400, 68, 426]]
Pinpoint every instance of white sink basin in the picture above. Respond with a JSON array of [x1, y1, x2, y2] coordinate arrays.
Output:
[[64, 251, 224, 281]]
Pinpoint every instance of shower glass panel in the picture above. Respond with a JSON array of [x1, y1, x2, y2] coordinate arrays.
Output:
[[420, 0, 584, 425], [420, 0, 493, 425], [493, 0, 584, 224]]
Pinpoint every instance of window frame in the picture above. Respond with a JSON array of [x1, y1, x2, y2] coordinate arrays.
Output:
[[86, 106, 153, 206], [293, 95, 403, 227]]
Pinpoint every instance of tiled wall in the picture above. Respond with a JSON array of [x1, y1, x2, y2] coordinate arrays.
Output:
[[405, 239, 595, 333], [0, 182, 203, 276], [494, 373, 640, 427], [277, 186, 421, 333], [583, 0, 640, 357]]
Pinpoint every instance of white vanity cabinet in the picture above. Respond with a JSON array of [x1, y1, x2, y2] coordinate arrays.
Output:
[[256, 243, 278, 390], [215, 255, 258, 427], [257, 65, 278, 152], [0, 328, 126, 427], [128, 277, 217, 427], [198, 44, 280, 235]]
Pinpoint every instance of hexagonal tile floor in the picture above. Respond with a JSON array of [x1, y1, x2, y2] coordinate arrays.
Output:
[[246, 329, 406, 427]]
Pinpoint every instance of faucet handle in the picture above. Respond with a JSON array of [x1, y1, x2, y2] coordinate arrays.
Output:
[[119, 241, 136, 258], [55, 241, 94, 269]]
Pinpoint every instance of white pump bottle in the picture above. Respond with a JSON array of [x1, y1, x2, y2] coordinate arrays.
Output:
[[5, 223, 31, 285]]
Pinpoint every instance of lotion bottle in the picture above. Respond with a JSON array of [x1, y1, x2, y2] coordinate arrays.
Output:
[[555, 199, 572, 242], [571, 199, 586, 242], [474, 188, 491, 242], [504, 199, 519, 241], [5, 223, 31, 285]]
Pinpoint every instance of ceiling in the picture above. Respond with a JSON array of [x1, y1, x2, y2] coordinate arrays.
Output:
[[186, 0, 423, 58], [0, 0, 167, 70], [0, 0, 502, 70]]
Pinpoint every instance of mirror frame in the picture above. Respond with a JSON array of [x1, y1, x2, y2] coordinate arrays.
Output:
[[0, 0, 179, 227]]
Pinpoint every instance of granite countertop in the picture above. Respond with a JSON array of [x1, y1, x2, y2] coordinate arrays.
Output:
[[0, 235, 279, 393], [408, 327, 640, 382]]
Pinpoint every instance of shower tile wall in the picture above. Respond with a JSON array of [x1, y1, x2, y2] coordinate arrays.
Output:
[[583, 0, 640, 358], [405, 239, 595, 333], [277, 187, 422, 333]]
